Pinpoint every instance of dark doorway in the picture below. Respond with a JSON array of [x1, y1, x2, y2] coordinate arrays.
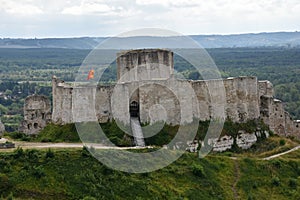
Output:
[[130, 101, 139, 117]]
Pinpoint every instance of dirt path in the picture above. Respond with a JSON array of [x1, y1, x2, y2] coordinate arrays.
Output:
[[263, 145, 300, 160], [1, 138, 300, 159], [232, 159, 240, 200], [0, 137, 150, 151]]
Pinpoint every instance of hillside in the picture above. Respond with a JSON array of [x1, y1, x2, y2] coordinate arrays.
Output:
[[1, 32, 300, 49], [0, 145, 299, 200]]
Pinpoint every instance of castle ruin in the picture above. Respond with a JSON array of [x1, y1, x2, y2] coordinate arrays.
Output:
[[21, 49, 300, 139], [19, 95, 51, 135]]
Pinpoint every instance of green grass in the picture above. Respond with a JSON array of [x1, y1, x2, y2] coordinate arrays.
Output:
[[4, 121, 134, 146], [36, 123, 80, 142], [0, 148, 299, 199]]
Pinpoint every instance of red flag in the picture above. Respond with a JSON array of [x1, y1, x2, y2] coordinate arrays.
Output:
[[87, 69, 95, 80]]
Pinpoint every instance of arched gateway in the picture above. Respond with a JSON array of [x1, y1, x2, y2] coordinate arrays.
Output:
[[130, 101, 139, 117]]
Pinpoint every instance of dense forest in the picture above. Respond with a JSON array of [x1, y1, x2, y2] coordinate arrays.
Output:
[[0, 47, 300, 131]]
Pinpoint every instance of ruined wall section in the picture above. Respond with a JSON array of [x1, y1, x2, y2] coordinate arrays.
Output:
[[191, 76, 260, 122], [285, 113, 300, 138], [52, 76, 73, 124], [258, 80, 274, 97], [0, 120, 5, 137], [72, 87, 97, 122], [19, 95, 51, 135], [110, 83, 130, 125], [139, 79, 181, 125], [259, 80, 300, 139], [95, 86, 113, 123], [233, 76, 260, 121], [260, 96, 300, 138], [52, 76, 113, 124], [190, 81, 210, 120]]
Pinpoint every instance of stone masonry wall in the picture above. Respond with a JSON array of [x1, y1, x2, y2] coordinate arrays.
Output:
[[117, 49, 173, 82], [19, 95, 51, 135], [259, 80, 300, 139], [0, 120, 5, 137], [191, 76, 260, 122], [48, 49, 300, 140], [52, 76, 113, 124]]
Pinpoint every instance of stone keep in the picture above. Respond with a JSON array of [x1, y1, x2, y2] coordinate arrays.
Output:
[[19, 95, 51, 135], [117, 49, 173, 82], [25, 49, 300, 139]]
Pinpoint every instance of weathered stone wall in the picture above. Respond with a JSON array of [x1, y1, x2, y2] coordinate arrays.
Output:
[[258, 80, 274, 97], [48, 49, 300, 140], [204, 131, 268, 152], [259, 94, 300, 139], [117, 49, 173, 82], [139, 80, 181, 125], [52, 77, 73, 124], [191, 76, 260, 122], [113, 76, 259, 126], [95, 86, 113, 123], [52, 76, 113, 124], [72, 87, 97, 122], [0, 120, 5, 137], [19, 95, 51, 135]]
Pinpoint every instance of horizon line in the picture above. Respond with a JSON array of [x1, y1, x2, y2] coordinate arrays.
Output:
[[1, 30, 299, 40]]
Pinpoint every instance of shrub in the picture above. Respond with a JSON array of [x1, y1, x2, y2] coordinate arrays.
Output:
[[26, 149, 39, 161], [279, 139, 286, 146], [82, 146, 91, 157], [192, 164, 206, 178], [13, 147, 24, 159], [32, 166, 45, 179], [289, 178, 297, 188], [45, 149, 54, 159], [7, 192, 14, 200], [272, 160, 282, 169], [0, 173, 12, 193], [6, 131, 24, 139], [271, 176, 280, 186]]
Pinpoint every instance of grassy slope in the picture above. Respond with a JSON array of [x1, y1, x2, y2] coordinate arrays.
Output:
[[0, 147, 299, 200]]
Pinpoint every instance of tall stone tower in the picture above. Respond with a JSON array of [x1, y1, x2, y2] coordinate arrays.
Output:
[[116, 49, 174, 82]]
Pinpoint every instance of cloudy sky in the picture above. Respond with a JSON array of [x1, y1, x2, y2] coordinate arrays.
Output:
[[0, 0, 299, 38]]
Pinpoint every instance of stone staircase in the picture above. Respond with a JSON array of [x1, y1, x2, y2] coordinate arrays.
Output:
[[130, 117, 145, 147]]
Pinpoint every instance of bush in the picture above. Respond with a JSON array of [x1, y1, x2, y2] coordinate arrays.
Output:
[[32, 166, 45, 179], [5, 131, 24, 139], [271, 176, 280, 186], [45, 149, 54, 159], [289, 178, 297, 188], [13, 147, 24, 159], [82, 146, 91, 157], [279, 139, 286, 146], [272, 160, 282, 169], [0, 173, 12, 193], [192, 164, 206, 178], [26, 149, 39, 161], [7, 192, 14, 200]]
